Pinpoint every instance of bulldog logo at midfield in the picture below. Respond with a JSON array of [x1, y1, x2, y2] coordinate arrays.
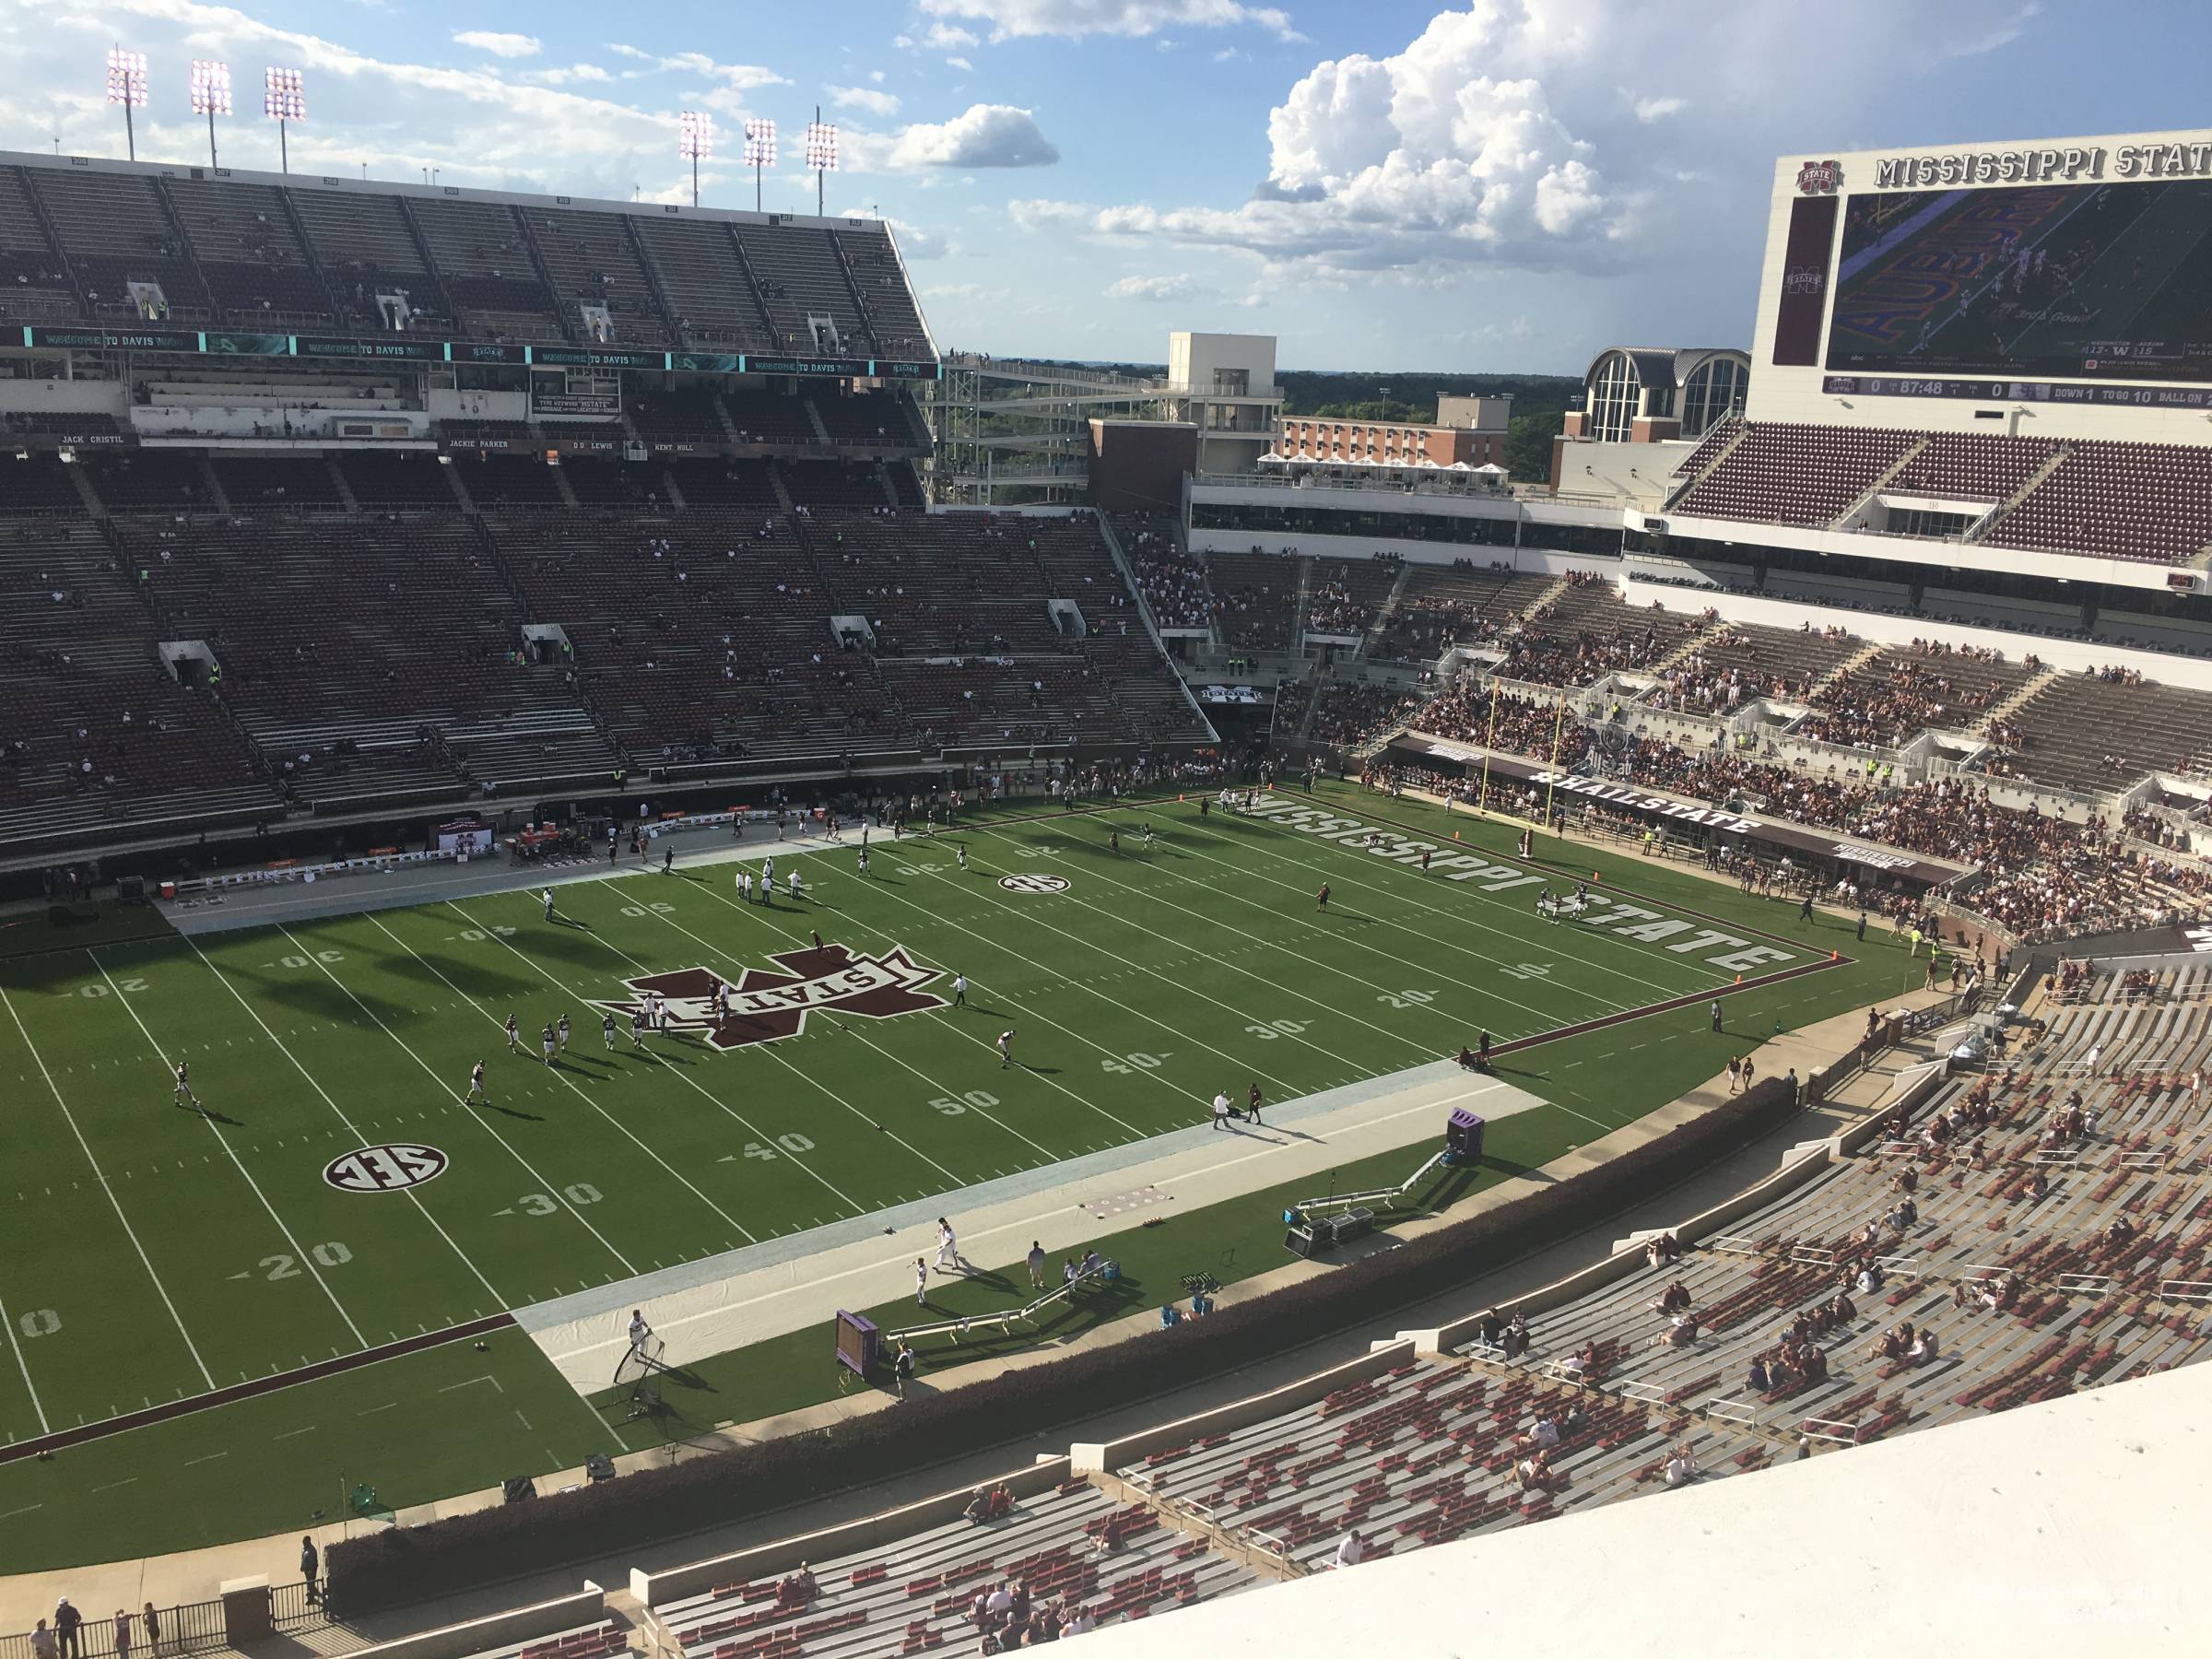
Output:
[[595, 944, 946, 1050]]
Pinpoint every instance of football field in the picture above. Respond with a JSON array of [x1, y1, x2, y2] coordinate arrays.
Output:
[[0, 782, 1907, 1567]]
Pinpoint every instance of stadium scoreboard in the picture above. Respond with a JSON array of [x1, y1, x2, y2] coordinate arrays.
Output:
[[1749, 127, 2212, 434]]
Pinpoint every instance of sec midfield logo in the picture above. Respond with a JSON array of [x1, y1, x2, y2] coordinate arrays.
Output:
[[325, 1143, 450, 1194], [999, 873, 1072, 895]]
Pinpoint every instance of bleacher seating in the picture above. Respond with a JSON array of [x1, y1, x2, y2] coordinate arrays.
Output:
[[81, 450, 214, 512], [1675, 422, 1916, 526], [630, 218, 773, 349], [723, 391, 821, 447], [28, 170, 212, 324], [733, 225, 871, 358], [334, 450, 460, 510], [1502, 580, 1705, 687], [520, 205, 671, 346], [286, 187, 449, 334], [122, 512, 612, 805], [812, 392, 924, 449], [831, 226, 934, 359], [668, 458, 779, 508], [0, 519, 280, 847], [1983, 440, 2212, 564], [406, 198, 564, 343], [657, 1479, 1256, 1654], [0, 166, 83, 323], [0, 163, 936, 377], [1206, 551, 1300, 650], [787, 460, 888, 509], [629, 388, 729, 446], [160, 177, 330, 325], [494, 509, 890, 764], [1371, 564, 1548, 661], [1996, 673, 2212, 791], [0, 453, 88, 512], [456, 453, 566, 509], [1304, 558, 1399, 636], [208, 455, 346, 512]]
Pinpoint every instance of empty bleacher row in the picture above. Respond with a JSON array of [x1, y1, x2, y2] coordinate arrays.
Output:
[[1371, 563, 1551, 662], [0, 159, 934, 360], [0, 495, 1212, 850], [653, 1479, 1258, 1655], [1671, 418, 2212, 565]]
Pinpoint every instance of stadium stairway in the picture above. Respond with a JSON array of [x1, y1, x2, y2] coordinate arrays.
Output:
[[1355, 562, 1417, 664], [1289, 556, 1317, 651], [1982, 664, 2062, 731], [1966, 445, 2077, 547], [1830, 436, 1931, 530], [1803, 639, 1884, 704], [1661, 418, 1752, 512]]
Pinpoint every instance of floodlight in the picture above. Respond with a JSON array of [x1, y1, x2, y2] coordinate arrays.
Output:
[[190, 60, 232, 116], [264, 65, 305, 122], [106, 45, 147, 161], [678, 110, 715, 160], [265, 66, 305, 173], [106, 46, 148, 108], [742, 117, 777, 168], [805, 121, 838, 172]]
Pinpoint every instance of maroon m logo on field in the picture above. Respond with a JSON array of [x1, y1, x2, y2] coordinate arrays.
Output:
[[594, 945, 946, 1049]]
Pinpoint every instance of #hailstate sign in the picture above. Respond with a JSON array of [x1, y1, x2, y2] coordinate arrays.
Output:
[[594, 942, 946, 1050]]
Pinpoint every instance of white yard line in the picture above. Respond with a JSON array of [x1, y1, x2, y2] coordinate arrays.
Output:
[[363, 912, 759, 1245], [0, 1289, 50, 1436], [89, 952, 371, 1350], [947, 821, 1442, 1068], [444, 897, 874, 1219], [1194, 794, 1794, 994], [686, 865, 1167, 1143], [275, 923, 639, 1278], [613, 877, 1065, 1173], [0, 983, 217, 1392], [171, 933, 506, 1311]]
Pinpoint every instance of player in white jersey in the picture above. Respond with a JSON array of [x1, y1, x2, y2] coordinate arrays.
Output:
[[505, 1012, 522, 1053], [556, 1013, 571, 1054], [173, 1059, 195, 1105], [957, 843, 969, 873], [542, 888, 556, 921], [465, 1060, 486, 1103], [541, 1023, 557, 1064]]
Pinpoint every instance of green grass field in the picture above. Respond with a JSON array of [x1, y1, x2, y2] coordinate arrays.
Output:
[[0, 782, 1914, 1568]]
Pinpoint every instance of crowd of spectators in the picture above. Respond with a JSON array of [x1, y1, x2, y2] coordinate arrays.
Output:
[[1299, 679, 1423, 748], [1305, 553, 1400, 635], [1114, 515, 1214, 629], [1386, 684, 2212, 942], [1798, 640, 2020, 748]]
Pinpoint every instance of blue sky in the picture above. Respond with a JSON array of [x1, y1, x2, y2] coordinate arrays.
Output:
[[0, 1, 2205, 370]]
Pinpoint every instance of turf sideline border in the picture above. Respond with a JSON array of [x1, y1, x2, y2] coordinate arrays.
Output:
[[0, 1313, 514, 1466]]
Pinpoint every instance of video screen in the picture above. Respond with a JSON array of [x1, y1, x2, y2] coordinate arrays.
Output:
[[1824, 178, 2212, 382]]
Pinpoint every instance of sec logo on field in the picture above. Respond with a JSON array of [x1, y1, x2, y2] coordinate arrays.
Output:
[[325, 1143, 450, 1194], [998, 873, 1072, 895]]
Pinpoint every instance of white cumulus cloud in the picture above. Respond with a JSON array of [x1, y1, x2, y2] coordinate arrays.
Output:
[[843, 104, 1059, 171], [920, 0, 1303, 41], [1107, 273, 1197, 301], [830, 85, 900, 115], [453, 30, 541, 59]]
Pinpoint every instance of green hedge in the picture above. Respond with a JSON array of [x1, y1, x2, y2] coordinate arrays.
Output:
[[328, 1077, 1797, 1611]]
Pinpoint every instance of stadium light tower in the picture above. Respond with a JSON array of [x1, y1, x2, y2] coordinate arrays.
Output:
[[264, 65, 305, 174], [805, 111, 836, 221], [190, 60, 232, 168], [677, 110, 714, 208], [742, 116, 776, 213], [106, 45, 148, 162], [805, 110, 837, 218]]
